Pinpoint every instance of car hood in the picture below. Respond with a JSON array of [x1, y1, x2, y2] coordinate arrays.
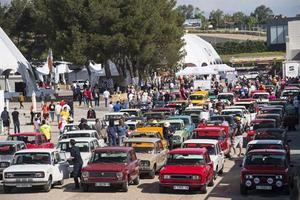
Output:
[[160, 165, 206, 174], [136, 153, 156, 161], [0, 155, 14, 162], [174, 130, 184, 136], [83, 163, 127, 172], [4, 164, 51, 173]]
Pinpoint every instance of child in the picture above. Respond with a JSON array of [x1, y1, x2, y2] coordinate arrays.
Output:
[[33, 117, 41, 132]]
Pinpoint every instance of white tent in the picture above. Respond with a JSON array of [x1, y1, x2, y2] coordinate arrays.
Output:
[[211, 64, 236, 72], [182, 34, 222, 67], [0, 27, 36, 95], [176, 66, 217, 76]]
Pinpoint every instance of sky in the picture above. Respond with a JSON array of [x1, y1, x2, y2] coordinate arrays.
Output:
[[177, 0, 300, 17]]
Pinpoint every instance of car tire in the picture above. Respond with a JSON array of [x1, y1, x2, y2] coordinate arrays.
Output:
[[200, 184, 207, 194], [159, 185, 166, 193], [82, 184, 89, 192], [43, 176, 52, 192], [240, 184, 247, 195], [149, 166, 156, 179], [121, 180, 129, 192], [3, 186, 12, 193], [133, 175, 140, 185], [208, 177, 214, 187]]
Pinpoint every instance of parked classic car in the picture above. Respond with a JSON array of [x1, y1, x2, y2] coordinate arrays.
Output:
[[246, 140, 285, 154], [168, 115, 195, 137], [182, 139, 225, 178], [246, 119, 277, 142], [159, 148, 214, 193], [80, 147, 140, 192], [193, 127, 230, 157], [131, 127, 168, 149], [120, 109, 142, 117], [159, 119, 189, 146], [143, 112, 167, 121], [2, 149, 69, 193], [124, 138, 168, 178], [240, 149, 291, 195], [58, 130, 106, 147], [7, 132, 54, 149], [0, 141, 27, 180]]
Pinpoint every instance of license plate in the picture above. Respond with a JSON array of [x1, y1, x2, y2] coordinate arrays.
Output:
[[173, 185, 189, 190], [16, 183, 32, 188], [95, 182, 110, 187], [256, 185, 272, 190]]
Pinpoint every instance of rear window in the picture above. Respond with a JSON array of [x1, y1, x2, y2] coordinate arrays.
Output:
[[7, 136, 36, 144], [0, 144, 15, 155]]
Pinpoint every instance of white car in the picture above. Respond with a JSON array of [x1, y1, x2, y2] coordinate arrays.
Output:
[[58, 130, 106, 147], [221, 109, 248, 130], [225, 106, 252, 126], [246, 140, 284, 154], [182, 139, 225, 178], [252, 92, 270, 103], [217, 93, 234, 104], [56, 137, 99, 170], [2, 149, 69, 193]]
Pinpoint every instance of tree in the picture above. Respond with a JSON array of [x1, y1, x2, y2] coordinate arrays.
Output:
[[246, 16, 258, 30], [177, 4, 194, 19], [232, 11, 247, 28], [251, 5, 273, 24], [209, 9, 224, 28]]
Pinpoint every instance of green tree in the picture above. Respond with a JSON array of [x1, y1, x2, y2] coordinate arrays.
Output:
[[209, 9, 224, 28], [232, 11, 247, 28], [177, 4, 194, 19], [246, 16, 258, 30], [251, 5, 273, 24]]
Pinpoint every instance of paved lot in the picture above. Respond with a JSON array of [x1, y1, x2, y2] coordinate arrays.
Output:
[[0, 100, 299, 200]]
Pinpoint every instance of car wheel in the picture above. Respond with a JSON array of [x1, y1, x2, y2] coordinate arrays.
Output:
[[121, 179, 129, 192], [159, 184, 166, 193], [133, 175, 140, 185], [3, 186, 12, 193], [200, 184, 207, 194], [149, 166, 156, 179], [82, 184, 89, 192], [43, 176, 52, 192], [208, 177, 214, 187], [240, 184, 247, 195]]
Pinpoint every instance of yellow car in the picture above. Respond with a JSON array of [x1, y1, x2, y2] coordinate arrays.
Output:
[[131, 127, 168, 149], [190, 90, 209, 106]]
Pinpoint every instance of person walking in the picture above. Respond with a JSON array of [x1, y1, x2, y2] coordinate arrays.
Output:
[[113, 101, 122, 112], [42, 102, 49, 120], [108, 101, 114, 112], [48, 101, 55, 122], [93, 86, 100, 107], [233, 116, 243, 157], [18, 93, 24, 109], [60, 107, 70, 122], [55, 102, 62, 122], [95, 119, 106, 142], [68, 139, 83, 189], [163, 122, 173, 150], [11, 108, 20, 133], [117, 119, 128, 146], [33, 116, 41, 132], [107, 120, 117, 146], [40, 120, 52, 142], [103, 89, 110, 107], [87, 106, 96, 119], [1, 107, 10, 134]]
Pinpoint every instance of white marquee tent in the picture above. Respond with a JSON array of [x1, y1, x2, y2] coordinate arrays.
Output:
[[176, 66, 217, 76]]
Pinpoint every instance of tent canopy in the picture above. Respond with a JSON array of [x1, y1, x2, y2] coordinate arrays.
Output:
[[212, 64, 235, 72], [176, 66, 217, 76]]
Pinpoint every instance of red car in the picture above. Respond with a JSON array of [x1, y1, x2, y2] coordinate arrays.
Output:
[[240, 149, 291, 195], [159, 148, 214, 193], [81, 147, 140, 192], [246, 119, 276, 142], [198, 121, 230, 138], [193, 127, 230, 156], [7, 132, 54, 149]]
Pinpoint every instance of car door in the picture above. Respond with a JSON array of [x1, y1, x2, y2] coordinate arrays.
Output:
[[216, 144, 224, 170], [53, 152, 69, 180], [157, 141, 167, 168], [127, 151, 139, 181]]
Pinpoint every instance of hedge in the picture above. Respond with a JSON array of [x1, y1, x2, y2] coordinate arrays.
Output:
[[213, 40, 267, 55]]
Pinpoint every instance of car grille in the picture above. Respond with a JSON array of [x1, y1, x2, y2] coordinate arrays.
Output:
[[89, 171, 116, 178], [253, 174, 276, 183], [11, 172, 36, 178], [170, 174, 194, 179]]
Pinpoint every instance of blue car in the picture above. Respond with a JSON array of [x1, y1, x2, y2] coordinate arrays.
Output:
[[168, 115, 195, 137]]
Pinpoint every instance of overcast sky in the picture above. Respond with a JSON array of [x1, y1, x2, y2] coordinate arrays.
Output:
[[177, 0, 300, 17]]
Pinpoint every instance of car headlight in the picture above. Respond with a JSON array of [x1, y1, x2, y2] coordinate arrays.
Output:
[[245, 174, 253, 179], [0, 162, 10, 168], [140, 160, 150, 167], [116, 172, 123, 180], [267, 177, 274, 184], [34, 172, 45, 178], [4, 172, 14, 178], [191, 175, 200, 180], [82, 171, 89, 178], [275, 175, 283, 179], [163, 175, 171, 179]]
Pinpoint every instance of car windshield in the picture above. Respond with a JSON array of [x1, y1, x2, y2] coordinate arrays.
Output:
[[282, 91, 299, 97], [253, 94, 269, 99], [194, 133, 224, 140], [63, 125, 79, 132], [247, 144, 283, 152], [221, 110, 242, 116], [13, 153, 51, 165], [170, 123, 182, 131], [167, 153, 205, 165], [190, 95, 204, 100], [252, 122, 275, 130], [261, 110, 281, 115], [183, 144, 216, 155], [121, 111, 138, 116], [57, 142, 90, 152], [63, 133, 91, 139], [218, 95, 233, 100], [127, 124, 136, 130], [0, 144, 15, 155], [105, 115, 123, 120], [210, 116, 233, 125], [125, 142, 155, 154], [91, 152, 128, 163], [145, 114, 164, 120], [254, 132, 283, 140], [182, 110, 201, 115], [245, 154, 286, 167], [7, 135, 36, 144], [131, 132, 161, 139]]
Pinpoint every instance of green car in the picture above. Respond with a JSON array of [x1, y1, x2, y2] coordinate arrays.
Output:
[[159, 119, 189, 146]]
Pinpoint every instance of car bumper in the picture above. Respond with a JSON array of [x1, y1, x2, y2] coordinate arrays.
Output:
[[159, 182, 204, 189], [3, 181, 48, 187], [242, 182, 288, 191], [81, 179, 126, 186]]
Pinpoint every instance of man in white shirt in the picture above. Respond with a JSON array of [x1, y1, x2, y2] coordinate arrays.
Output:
[[103, 89, 110, 107], [55, 102, 62, 122]]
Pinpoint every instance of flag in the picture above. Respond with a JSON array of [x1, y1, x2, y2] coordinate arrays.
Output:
[[47, 48, 53, 74]]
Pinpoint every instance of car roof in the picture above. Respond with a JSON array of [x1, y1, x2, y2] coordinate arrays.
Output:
[[247, 140, 283, 145], [124, 138, 161, 143], [94, 146, 133, 153], [8, 132, 42, 136], [160, 119, 184, 123], [194, 127, 224, 131], [169, 115, 191, 119], [211, 115, 233, 119], [247, 149, 286, 154], [251, 119, 276, 123], [15, 148, 57, 154], [65, 130, 96, 134], [183, 139, 218, 145], [169, 148, 207, 154], [58, 137, 97, 142], [0, 141, 25, 145], [105, 112, 127, 115]]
